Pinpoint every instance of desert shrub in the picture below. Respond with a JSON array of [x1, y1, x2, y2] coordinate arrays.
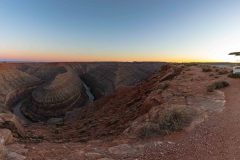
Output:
[[202, 67, 212, 72], [158, 107, 196, 134], [217, 69, 229, 75], [138, 106, 196, 138], [207, 81, 229, 92], [138, 123, 160, 139], [228, 73, 240, 78]]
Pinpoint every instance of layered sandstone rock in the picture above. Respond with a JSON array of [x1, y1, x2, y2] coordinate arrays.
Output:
[[73, 62, 164, 98], [23, 72, 86, 121], [0, 68, 41, 110], [17, 63, 67, 81]]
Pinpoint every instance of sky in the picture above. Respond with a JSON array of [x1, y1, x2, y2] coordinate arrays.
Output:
[[0, 0, 240, 62]]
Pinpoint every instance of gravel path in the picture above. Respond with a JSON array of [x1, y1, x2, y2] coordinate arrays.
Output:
[[137, 77, 240, 160]]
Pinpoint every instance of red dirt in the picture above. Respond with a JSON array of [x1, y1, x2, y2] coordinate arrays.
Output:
[[137, 77, 240, 160]]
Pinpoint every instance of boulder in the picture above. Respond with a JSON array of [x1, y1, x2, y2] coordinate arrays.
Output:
[[0, 113, 25, 137], [6, 144, 28, 156], [0, 129, 14, 145], [6, 151, 26, 160]]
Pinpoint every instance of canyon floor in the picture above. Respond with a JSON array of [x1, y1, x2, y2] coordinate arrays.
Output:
[[0, 62, 239, 160]]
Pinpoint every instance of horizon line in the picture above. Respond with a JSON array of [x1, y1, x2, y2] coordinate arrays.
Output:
[[0, 60, 235, 64]]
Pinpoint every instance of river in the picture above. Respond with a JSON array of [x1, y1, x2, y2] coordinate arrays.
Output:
[[81, 80, 95, 103]]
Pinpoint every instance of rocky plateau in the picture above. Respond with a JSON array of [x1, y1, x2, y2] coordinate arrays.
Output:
[[0, 62, 233, 160]]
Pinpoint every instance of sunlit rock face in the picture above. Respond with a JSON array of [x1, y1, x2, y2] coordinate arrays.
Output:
[[23, 72, 86, 121], [0, 68, 41, 111]]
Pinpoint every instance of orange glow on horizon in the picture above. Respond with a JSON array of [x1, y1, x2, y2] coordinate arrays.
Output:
[[0, 50, 234, 63]]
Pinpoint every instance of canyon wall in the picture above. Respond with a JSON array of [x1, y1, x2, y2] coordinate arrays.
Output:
[[22, 71, 87, 121], [67, 62, 164, 98], [0, 67, 41, 112], [0, 62, 164, 121]]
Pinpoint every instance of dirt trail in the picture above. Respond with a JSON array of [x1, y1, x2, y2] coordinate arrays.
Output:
[[139, 77, 240, 160]]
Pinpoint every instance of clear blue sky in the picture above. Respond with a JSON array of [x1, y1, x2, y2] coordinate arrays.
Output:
[[0, 0, 240, 62]]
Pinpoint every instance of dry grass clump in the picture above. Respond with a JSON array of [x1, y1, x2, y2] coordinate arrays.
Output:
[[138, 106, 196, 138], [207, 81, 229, 92], [228, 73, 240, 78]]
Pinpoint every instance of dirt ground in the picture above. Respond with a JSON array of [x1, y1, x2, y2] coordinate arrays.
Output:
[[137, 75, 240, 160]]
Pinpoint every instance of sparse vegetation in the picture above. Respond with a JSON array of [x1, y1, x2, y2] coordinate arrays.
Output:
[[138, 106, 196, 138], [216, 69, 229, 75], [138, 123, 160, 138], [207, 81, 229, 92], [228, 73, 240, 78], [202, 66, 212, 72]]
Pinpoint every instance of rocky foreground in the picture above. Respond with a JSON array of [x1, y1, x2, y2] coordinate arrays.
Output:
[[0, 63, 235, 159]]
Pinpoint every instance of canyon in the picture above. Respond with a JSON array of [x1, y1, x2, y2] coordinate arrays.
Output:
[[0, 62, 235, 159]]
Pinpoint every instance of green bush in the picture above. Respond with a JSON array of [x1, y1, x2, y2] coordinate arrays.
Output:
[[207, 81, 229, 92], [138, 106, 196, 138]]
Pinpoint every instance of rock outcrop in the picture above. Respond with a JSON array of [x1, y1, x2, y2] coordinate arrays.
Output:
[[0, 68, 41, 111], [0, 129, 14, 145], [0, 113, 25, 137], [0, 129, 14, 160]]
